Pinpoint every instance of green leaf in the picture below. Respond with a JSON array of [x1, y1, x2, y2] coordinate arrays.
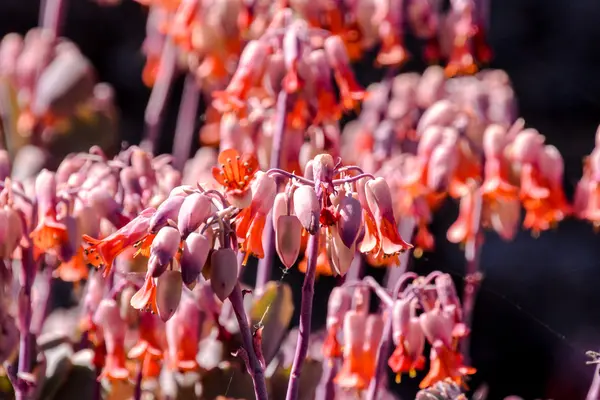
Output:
[[250, 281, 294, 364]]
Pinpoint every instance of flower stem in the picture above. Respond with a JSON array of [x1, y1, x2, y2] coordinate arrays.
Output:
[[141, 39, 178, 155], [133, 362, 143, 400], [587, 363, 600, 400], [285, 232, 320, 400], [255, 90, 288, 291], [171, 74, 200, 172], [229, 283, 268, 400], [16, 248, 36, 400], [40, 0, 68, 36], [366, 230, 416, 400], [459, 188, 484, 364], [315, 360, 337, 400]]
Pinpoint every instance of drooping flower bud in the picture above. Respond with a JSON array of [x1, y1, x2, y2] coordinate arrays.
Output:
[[275, 214, 302, 269], [180, 231, 213, 286], [336, 195, 363, 248], [312, 154, 335, 185], [426, 145, 458, 192], [342, 310, 367, 352], [272, 192, 289, 232], [250, 172, 277, 215], [148, 226, 181, 278], [293, 185, 320, 235], [327, 228, 356, 276], [156, 270, 183, 322], [209, 248, 238, 301], [177, 192, 213, 239], [509, 129, 545, 164], [419, 306, 454, 348], [149, 194, 186, 233]]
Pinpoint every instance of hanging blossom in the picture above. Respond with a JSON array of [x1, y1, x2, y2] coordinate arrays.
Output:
[[321, 272, 475, 395], [574, 127, 600, 229], [206, 11, 366, 173]]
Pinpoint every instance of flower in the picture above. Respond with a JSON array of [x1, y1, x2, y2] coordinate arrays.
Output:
[[212, 148, 260, 208]]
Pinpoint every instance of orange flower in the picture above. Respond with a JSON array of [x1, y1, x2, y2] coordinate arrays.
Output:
[[323, 326, 343, 359], [447, 184, 478, 245], [298, 234, 334, 277], [419, 345, 476, 389], [130, 275, 159, 314], [128, 313, 165, 379], [212, 148, 259, 207], [359, 178, 412, 265], [54, 247, 89, 282], [83, 208, 155, 277], [388, 338, 426, 383]]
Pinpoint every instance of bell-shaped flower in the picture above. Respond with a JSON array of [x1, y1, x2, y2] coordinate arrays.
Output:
[[177, 192, 213, 239], [83, 207, 156, 277], [418, 305, 476, 389], [323, 287, 351, 360], [30, 170, 68, 259], [87, 187, 131, 230], [334, 310, 370, 390], [212, 148, 259, 209], [235, 171, 276, 265], [481, 124, 518, 200], [209, 248, 238, 301], [166, 294, 201, 372], [361, 315, 385, 385], [323, 35, 365, 110], [359, 177, 412, 265], [0, 206, 24, 259], [388, 298, 426, 382], [93, 299, 129, 381], [212, 40, 269, 111], [447, 183, 478, 245], [128, 312, 165, 379], [307, 50, 340, 124], [575, 148, 600, 226], [180, 230, 213, 286]]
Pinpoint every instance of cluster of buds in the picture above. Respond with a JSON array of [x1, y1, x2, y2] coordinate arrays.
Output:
[[130, 0, 491, 92], [323, 273, 475, 395], [340, 66, 576, 258], [199, 10, 367, 170], [0, 30, 114, 141], [79, 270, 218, 389]]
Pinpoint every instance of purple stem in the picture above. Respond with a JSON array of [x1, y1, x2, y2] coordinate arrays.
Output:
[[587, 364, 600, 400], [171, 74, 200, 172], [229, 283, 268, 400], [314, 360, 337, 400], [40, 0, 68, 36], [344, 252, 364, 282], [141, 39, 178, 155], [133, 362, 143, 400], [366, 229, 416, 400], [16, 248, 36, 400], [285, 231, 320, 400], [255, 90, 288, 291], [459, 188, 484, 364]]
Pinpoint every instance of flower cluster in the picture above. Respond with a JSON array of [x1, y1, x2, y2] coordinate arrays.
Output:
[[323, 273, 474, 395]]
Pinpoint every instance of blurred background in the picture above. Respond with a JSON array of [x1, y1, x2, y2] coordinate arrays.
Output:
[[3, 0, 600, 398]]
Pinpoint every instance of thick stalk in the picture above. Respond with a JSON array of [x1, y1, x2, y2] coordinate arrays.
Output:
[[255, 91, 288, 291], [229, 283, 268, 400], [133, 362, 143, 400], [285, 232, 320, 400], [366, 242, 415, 399], [16, 248, 36, 400], [40, 0, 68, 36], [141, 39, 178, 154], [171, 74, 200, 172], [587, 363, 600, 400], [459, 188, 484, 364]]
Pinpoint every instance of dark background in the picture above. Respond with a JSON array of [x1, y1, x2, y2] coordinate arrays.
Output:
[[3, 0, 600, 399]]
